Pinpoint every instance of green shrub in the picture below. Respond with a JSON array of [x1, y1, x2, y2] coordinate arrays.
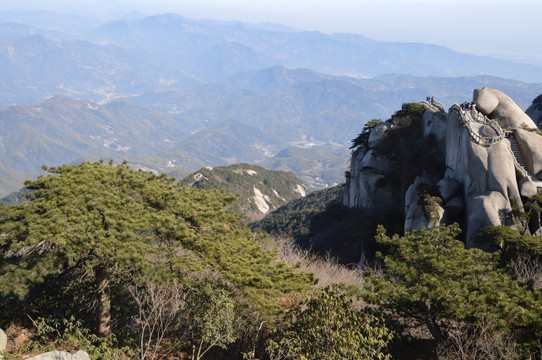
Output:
[[266, 286, 392, 360]]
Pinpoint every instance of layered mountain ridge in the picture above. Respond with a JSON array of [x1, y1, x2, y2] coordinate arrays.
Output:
[[2, 11, 542, 107], [2, 11, 542, 199]]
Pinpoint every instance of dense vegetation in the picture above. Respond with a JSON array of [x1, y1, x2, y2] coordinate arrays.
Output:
[[0, 162, 326, 358], [2, 98, 542, 359], [251, 183, 403, 265], [0, 161, 541, 359], [251, 184, 376, 264], [373, 103, 446, 196]]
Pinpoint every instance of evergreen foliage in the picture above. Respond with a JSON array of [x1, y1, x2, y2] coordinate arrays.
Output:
[[252, 184, 402, 264], [181, 164, 306, 222], [374, 102, 445, 196], [365, 224, 542, 346], [188, 283, 236, 360], [350, 118, 382, 149], [19, 316, 132, 359], [251, 184, 345, 241], [0, 161, 312, 338], [266, 286, 392, 360], [477, 225, 542, 260], [251, 184, 369, 263]]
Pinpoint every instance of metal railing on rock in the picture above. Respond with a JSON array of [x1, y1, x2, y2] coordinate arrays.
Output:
[[451, 104, 506, 147]]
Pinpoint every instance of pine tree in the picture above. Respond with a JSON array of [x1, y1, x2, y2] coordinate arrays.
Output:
[[364, 224, 542, 342], [0, 161, 311, 337]]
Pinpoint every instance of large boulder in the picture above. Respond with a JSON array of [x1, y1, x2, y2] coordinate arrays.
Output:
[[437, 177, 462, 202], [27, 350, 90, 360], [0, 329, 6, 360], [445, 107, 521, 245], [367, 123, 390, 149], [519, 177, 537, 198], [404, 177, 444, 233], [473, 87, 538, 130], [444, 196, 464, 218], [346, 88, 542, 245], [465, 191, 513, 247]]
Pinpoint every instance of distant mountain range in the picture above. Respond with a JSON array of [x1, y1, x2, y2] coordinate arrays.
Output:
[[1, 10, 542, 197], [1, 11, 542, 107]]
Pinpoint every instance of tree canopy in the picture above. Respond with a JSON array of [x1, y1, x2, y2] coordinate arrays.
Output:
[[266, 286, 392, 360], [0, 161, 311, 337], [364, 224, 542, 344]]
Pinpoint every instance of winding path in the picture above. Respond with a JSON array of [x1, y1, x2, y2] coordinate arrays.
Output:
[[449, 103, 542, 187], [452, 104, 506, 147]]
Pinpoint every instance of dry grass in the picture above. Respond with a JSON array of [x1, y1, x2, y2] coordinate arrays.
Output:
[[264, 236, 365, 291], [511, 257, 542, 289], [436, 322, 522, 360]]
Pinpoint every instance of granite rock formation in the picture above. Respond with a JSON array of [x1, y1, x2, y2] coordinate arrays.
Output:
[[345, 87, 542, 247], [27, 351, 90, 360], [525, 94, 542, 126], [343, 122, 394, 211]]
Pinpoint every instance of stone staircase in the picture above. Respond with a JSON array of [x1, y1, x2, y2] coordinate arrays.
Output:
[[508, 137, 542, 191], [510, 137, 528, 170]]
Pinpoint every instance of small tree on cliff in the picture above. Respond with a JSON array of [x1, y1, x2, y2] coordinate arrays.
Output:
[[350, 119, 382, 149], [0, 161, 311, 337]]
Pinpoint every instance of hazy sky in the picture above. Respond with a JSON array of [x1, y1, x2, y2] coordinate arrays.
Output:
[[2, 0, 541, 66]]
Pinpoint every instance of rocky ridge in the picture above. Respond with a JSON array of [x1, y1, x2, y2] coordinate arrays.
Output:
[[345, 87, 542, 247], [181, 164, 306, 222]]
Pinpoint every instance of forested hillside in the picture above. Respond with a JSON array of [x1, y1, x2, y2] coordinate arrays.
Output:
[[2, 162, 541, 359], [180, 164, 307, 221]]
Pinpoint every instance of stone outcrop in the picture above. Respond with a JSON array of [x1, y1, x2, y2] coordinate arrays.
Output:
[[404, 176, 445, 231], [525, 94, 542, 126], [345, 88, 542, 247], [474, 87, 538, 130], [0, 329, 6, 360], [27, 350, 90, 360], [444, 107, 523, 245], [343, 123, 394, 211]]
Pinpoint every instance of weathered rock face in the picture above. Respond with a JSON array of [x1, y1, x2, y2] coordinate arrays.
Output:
[[345, 88, 542, 248], [474, 87, 538, 130], [344, 123, 394, 210], [345, 103, 448, 230], [404, 176, 445, 232], [515, 128, 542, 176], [0, 329, 6, 360], [526, 94, 542, 126], [448, 88, 542, 245]]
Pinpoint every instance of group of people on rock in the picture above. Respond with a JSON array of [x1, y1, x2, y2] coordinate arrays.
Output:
[[425, 96, 435, 104], [460, 102, 475, 111]]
